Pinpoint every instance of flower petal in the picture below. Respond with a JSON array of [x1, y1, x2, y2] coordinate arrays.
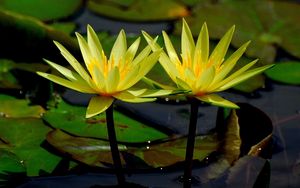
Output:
[[182, 19, 195, 62], [105, 66, 120, 93], [125, 37, 141, 64], [114, 91, 156, 103], [87, 25, 104, 63], [211, 41, 251, 85], [217, 64, 274, 91], [37, 72, 96, 94], [110, 29, 126, 65], [128, 89, 173, 97], [131, 45, 152, 66], [196, 94, 239, 109], [176, 77, 191, 90], [118, 65, 140, 90], [86, 96, 114, 118], [162, 31, 180, 64], [53, 41, 92, 83], [209, 25, 235, 66], [194, 22, 209, 65], [75, 32, 92, 66], [196, 66, 215, 91]]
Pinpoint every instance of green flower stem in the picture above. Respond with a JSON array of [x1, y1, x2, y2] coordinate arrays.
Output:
[[183, 97, 199, 188], [106, 104, 126, 186]]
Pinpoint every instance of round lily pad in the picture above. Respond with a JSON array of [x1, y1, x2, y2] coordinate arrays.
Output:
[[0, 0, 83, 21]]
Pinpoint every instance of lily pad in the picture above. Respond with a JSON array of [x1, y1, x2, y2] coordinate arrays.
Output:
[[46, 129, 219, 169], [43, 99, 169, 143], [0, 0, 83, 21], [0, 118, 61, 176], [179, 0, 300, 63], [87, 0, 189, 21], [0, 94, 45, 118], [265, 61, 300, 85]]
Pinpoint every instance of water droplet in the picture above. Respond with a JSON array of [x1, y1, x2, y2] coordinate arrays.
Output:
[[175, 99, 180, 103], [160, 167, 163, 170], [258, 147, 262, 151], [19, 90, 23, 95], [165, 98, 169, 102], [147, 140, 151, 144], [20, 160, 24, 165], [146, 146, 150, 150]]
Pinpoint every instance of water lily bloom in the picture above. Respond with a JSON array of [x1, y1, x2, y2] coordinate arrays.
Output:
[[37, 26, 170, 118], [143, 19, 274, 108]]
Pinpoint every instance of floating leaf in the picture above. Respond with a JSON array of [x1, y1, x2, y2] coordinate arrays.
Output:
[[46, 129, 219, 169], [50, 22, 77, 35], [265, 61, 300, 85], [43, 99, 169, 143], [0, 118, 61, 176], [179, 0, 300, 63], [0, 0, 83, 21], [87, 0, 189, 21], [0, 94, 45, 118]]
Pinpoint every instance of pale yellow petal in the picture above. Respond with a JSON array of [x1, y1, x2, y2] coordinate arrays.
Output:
[[118, 65, 140, 90], [91, 65, 105, 90], [110, 29, 126, 65], [176, 77, 191, 90], [209, 25, 235, 66], [131, 45, 152, 66], [105, 67, 120, 93], [125, 37, 141, 64], [194, 22, 209, 65], [75, 32, 92, 66], [128, 89, 172, 97], [196, 66, 215, 91], [87, 25, 104, 63], [53, 41, 92, 83], [196, 94, 239, 109], [162, 31, 180, 64], [217, 64, 274, 91], [211, 41, 251, 85], [37, 72, 96, 94], [86, 96, 114, 118], [114, 91, 156, 103], [181, 19, 195, 62]]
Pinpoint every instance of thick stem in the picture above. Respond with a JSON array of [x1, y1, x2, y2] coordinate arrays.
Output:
[[183, 98, 199, 188], [106, 104, 126, 186]]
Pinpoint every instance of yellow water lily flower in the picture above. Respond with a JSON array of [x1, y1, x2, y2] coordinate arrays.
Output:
[[37, 26, 171, 118], [143, 19, 274, 108]]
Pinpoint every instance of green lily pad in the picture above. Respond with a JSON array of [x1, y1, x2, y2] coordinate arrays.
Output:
[[0, 150, 25, 174], [0, 0, 83, 21], [87, 0, 189, 21], [43, 99, 169, 143], [46, 129, 219, 169], [50, 22, 77, 35], [178, 0, 300, 63], [0, 94, 45, 118], [0, 118, 61, 176], [265, 61, 300, 85]]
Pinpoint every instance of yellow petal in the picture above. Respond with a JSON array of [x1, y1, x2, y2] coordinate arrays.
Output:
[[181, 19, 195, 62], [118, 65, 140, 90], [128, 89, 173, 97], [162, 31, 180, 64], [91, 65, 105, 90], [53, 41, 92, 83], [194, 22, 209, 65], [176, 77, 191, 90], [87, 25, 104, 63], [114, 91, 156, 103], [217, 64, 274, 91], [110, 29, 126, 65], [196, 94, 239, 109], [131, 45, 152, 66], [209, 25, 235, 66], [105, 67, 120, 93], [86, 96, 114, 118], [75, 32, 92, 66], [125, 37, 141, 64], [37, 72, 96, 94], [213, 59, 258, 90], [211, 41, 251, 85], [196, 66, 215, 90]]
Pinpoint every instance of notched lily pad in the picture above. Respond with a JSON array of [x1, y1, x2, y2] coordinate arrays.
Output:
[[43, 99, 169, 143], [0, 94, 45, 118]]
